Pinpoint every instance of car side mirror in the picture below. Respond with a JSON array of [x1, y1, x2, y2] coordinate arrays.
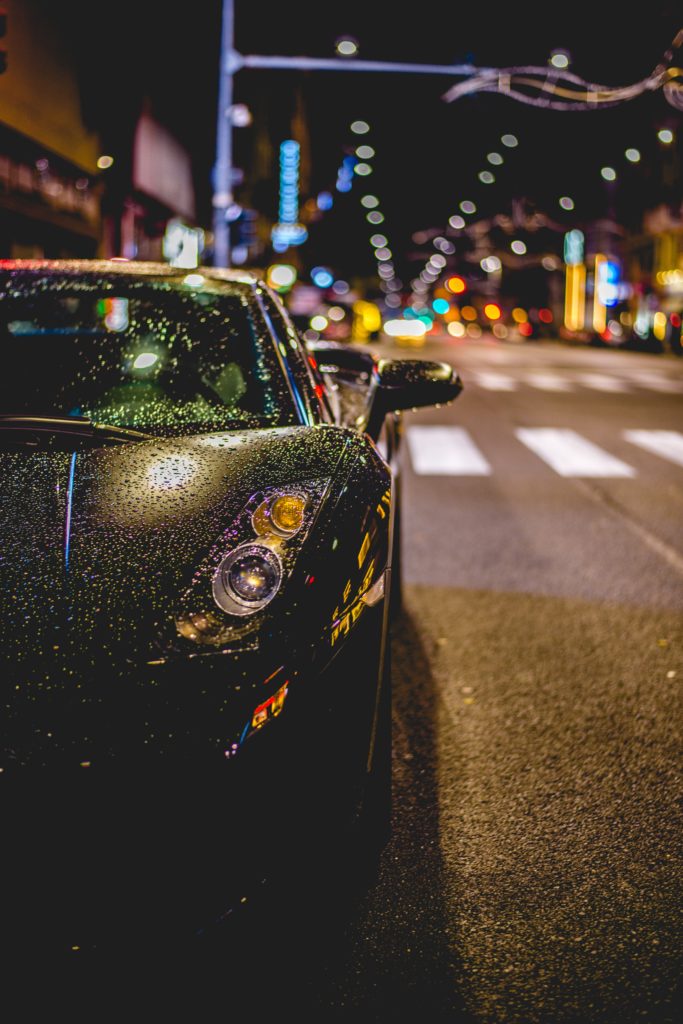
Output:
[[363, 358, 463, 438], [306, 340, 376, 380]]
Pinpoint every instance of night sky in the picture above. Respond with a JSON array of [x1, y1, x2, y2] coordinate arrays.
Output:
[[63, 1, 682, 285]]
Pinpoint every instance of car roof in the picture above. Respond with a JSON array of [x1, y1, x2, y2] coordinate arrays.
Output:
[[0, 259, 265, 289]]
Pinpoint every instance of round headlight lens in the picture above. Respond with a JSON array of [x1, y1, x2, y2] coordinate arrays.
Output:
[[270, 494, 306, 535], [252, 491, 307, 537], [213, 544, 283, 615], [227, 552, 279, 603]]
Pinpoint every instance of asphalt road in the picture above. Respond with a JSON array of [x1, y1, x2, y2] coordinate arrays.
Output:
[[31, 337, 683, 1023]]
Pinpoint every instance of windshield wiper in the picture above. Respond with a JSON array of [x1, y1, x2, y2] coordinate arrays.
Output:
[[0, 415, 152, 444]]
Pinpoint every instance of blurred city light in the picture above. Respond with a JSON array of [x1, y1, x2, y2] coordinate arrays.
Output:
[[97, 155, 114, 169], [460, 200, 476, 214], [549, 50, 571, 69], [511, 240, 527, 254], [350, 120, 370, 134], [384, 319, 426, 338], [601, 166, 617, 181], [479, 171, 495, 184], [332, 280, 350, 295], [317, 190, 334, 210], [484, 302, 502, 320], [487, 152, 504, 165], [328, 306, 346, 321], [370, 233, 387, 247], [354, 162, 372, 175], [501, 134, 518, 147], [361, 194, 379, 208], [230, 103, 252, 127], [267, 264, 297, 291], [355, 145, 375, 159], [481, 256, 502, 273], [432, 298, 450, 314], [311, 266, 334, 288], [446, 275, 467, 294], [625, 148, 641, 163], [335, 37, 359, 57], [447, 321, 466, 337], [657, 128, 674, 143], [559, 196, 575, 210], [310, 315, 328, 330], [449, 215, 465, 229], [367, 210, 384, 223]]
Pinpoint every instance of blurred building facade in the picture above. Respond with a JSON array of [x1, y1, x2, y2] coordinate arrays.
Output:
[[0, 0, 101, 257], [0, 1, 201, 264]]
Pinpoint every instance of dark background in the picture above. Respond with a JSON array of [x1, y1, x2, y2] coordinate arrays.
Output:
[[61, 1, 682, 282]]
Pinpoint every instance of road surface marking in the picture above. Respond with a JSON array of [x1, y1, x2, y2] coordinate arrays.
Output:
[[623, 430, 683, 468], [577, 373, 629, 393], [631, 373, 683, 393], [469, 372, 517, 391], [525, 373, 573, 392], [406, 426, 491, 476], [515, 428, 636, 477]]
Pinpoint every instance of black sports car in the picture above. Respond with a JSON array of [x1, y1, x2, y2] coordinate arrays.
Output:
[[0, 259, 461, 951]]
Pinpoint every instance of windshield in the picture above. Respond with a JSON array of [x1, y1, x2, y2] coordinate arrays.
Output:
[[0, 274, 297, 436]]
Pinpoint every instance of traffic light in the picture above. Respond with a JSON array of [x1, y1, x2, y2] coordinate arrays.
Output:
[[0, 7, 7, 74]]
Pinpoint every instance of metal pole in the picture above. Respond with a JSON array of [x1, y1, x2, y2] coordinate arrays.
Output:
[[212, 0, 234, 267]]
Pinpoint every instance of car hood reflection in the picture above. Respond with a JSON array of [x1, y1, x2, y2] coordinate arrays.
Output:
[[0, 425, 351, 664]]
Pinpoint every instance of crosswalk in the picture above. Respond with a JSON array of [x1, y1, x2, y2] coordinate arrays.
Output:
[[406, 426, 683, 478], [465, 370, 683, 394]]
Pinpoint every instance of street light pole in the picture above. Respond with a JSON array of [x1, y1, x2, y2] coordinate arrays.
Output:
[[212, 0, 235, 268]]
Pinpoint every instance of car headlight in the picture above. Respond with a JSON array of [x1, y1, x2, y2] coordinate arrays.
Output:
[[212, 543, 283, 616], [170, 478, 330, 649]]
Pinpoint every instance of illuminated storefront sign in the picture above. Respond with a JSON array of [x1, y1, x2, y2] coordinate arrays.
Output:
[[271, 139, 307, 250]]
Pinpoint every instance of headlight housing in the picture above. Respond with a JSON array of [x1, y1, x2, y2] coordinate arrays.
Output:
[[171, 479, 329, 649], [212, 543, 283, 615]]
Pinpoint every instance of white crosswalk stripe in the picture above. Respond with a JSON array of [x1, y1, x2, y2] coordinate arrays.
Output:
[[577, 373, 630, 393], [514, 428, 636, 477], [465, 370, 683, 394], [624, 373, 683, 394], [406, 426, 683, 478], [469, 371, 517, 391], [623, 430, 683, 467], [406, 426, 491, 476], [525, 373, 573, 392]]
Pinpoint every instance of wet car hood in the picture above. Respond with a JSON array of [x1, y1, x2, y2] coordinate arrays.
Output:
[[0, 425, 355, 667]]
